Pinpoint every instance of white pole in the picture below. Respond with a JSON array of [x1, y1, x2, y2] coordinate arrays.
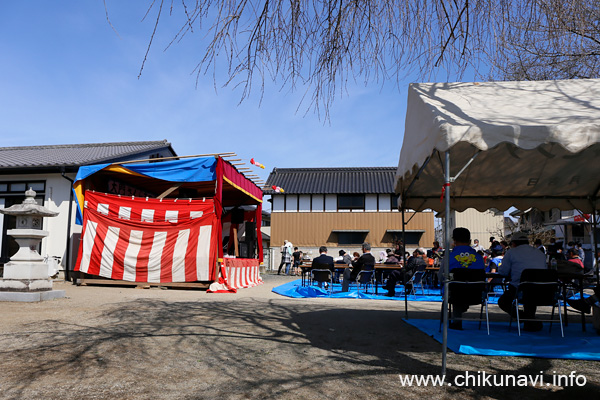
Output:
[[442, 151, 451, 376]]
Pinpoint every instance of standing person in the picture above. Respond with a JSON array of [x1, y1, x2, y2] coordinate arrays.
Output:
[[277, 240, 293, 275], [292, 247, 303, 276], [277, 240, 288, 275], [342, 243, 376, 292], [442, 228, 485, 329], [498, 232, 547, 332]]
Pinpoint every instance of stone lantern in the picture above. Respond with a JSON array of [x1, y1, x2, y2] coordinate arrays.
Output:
[[0, 188, 65, 301]]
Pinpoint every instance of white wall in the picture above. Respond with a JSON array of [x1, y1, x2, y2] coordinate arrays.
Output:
[[365, 194, 378, 212], [0, 198, 4, 251], [286, 195, 298, 212], [312, 194, 324, 212], [272, 195, 284, 212], [325, 194, 337, 212], [0, 172, 80, 269], [298, 195, 311, 212], [378, 194, 391, 212], [455, 208, 504, 243]]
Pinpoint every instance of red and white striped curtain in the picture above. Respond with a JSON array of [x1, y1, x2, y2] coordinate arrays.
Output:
[[75, 192, 218, 282]]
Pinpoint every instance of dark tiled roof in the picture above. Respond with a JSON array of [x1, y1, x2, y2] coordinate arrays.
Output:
[[0, 140, 174, 170], [264, 167, 397, 194]]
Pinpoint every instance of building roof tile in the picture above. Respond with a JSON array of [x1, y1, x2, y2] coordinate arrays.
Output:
[[0, 140, 174, 170], [264, 167, 397, 194]]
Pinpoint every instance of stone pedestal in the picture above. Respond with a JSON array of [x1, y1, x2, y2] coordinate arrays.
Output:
[[0, 188, 65, 302]]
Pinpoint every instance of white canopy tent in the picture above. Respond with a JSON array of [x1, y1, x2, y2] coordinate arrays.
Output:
[[396, 79, 600, 213], [394, 79, 600, 375]]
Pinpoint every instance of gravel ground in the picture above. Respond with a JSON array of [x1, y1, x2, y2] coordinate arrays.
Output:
[[0, 274, 598, 399]]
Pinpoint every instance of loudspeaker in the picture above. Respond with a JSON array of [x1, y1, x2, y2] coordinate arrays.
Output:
[[245, 222, 256, 242], [231, 208, 245, 224]]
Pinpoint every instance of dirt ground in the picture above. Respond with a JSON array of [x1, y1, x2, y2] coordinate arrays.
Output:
[[0, 274, 598, 399]]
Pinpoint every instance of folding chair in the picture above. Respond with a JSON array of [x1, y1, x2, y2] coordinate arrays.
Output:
[[311, 269, 333, 295], [509, 269, 564, 337], [407, 270, 425, 295], [300, 264, 312, 287], [356, 270, 375, 295], [440, 268, 489, 334]]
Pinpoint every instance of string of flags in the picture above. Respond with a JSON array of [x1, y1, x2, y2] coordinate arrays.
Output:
[[250, 158, 265, 169], [271, 186, 285, 193]]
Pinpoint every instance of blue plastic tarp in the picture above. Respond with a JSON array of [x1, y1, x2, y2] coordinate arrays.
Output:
[[404, 318, 600, 361]]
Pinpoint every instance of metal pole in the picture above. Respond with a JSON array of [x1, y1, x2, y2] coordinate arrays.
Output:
[[61, 172, 74, 282], [592, 205, 598, 285], [441, 151, 451, 376], [402, 206, 408, 319]]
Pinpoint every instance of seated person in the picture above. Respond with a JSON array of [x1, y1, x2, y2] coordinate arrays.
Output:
[[497, 231, 547, 332], [441, 227, 485, 329], [335, 249, 353, 265], [486, 246, 504, 289], [379, 248, 400, 283], [431, 241, 443, 255], [384, 248, 427, 296], [342, 242, 375, 292], [311, 246, 334, 288], [333, 249, 352, 283], [384, 249, 399, 264], [566, 248, 584, 269]]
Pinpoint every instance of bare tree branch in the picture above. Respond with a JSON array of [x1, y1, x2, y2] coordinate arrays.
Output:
[[118, 1, 600, 113]]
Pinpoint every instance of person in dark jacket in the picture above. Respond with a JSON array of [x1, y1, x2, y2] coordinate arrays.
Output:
[[341, 242, 375, 292], [311, 246, 334, 288], [384, 248, 428, 297]]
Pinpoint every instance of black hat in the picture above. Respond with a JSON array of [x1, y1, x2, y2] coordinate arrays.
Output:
[[339, 250, 346, 256]]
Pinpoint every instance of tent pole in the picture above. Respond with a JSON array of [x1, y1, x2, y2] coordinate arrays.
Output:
[[214, 158, 225, 281], [592, 204, 598, 285], [256, 203, 263, 264], [441, 151, 451, 376], [402, 206, 408, 319]]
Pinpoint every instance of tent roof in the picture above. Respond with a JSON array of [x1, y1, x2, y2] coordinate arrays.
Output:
[[395, 79, 600, 213], [74, 156, 263, 224]]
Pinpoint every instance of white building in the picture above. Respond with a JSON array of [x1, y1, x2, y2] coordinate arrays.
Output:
[[0, 141, 177, 280]]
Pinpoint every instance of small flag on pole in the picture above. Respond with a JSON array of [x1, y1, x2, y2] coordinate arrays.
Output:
[[250, 158, 265, 169]]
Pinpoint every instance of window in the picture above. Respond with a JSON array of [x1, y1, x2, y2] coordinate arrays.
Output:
[[404, 232, 423, 246], [337, 194, 365, 211], [391, 195, 399, 210], [0, 181, 45, 195], [337, 232, 368, 245]]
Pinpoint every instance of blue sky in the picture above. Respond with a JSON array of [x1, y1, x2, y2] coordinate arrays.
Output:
[[0, 1, 422, 186]]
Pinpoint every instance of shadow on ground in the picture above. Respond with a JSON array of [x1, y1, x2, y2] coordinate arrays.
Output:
[[0, 298, 597, 399]]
